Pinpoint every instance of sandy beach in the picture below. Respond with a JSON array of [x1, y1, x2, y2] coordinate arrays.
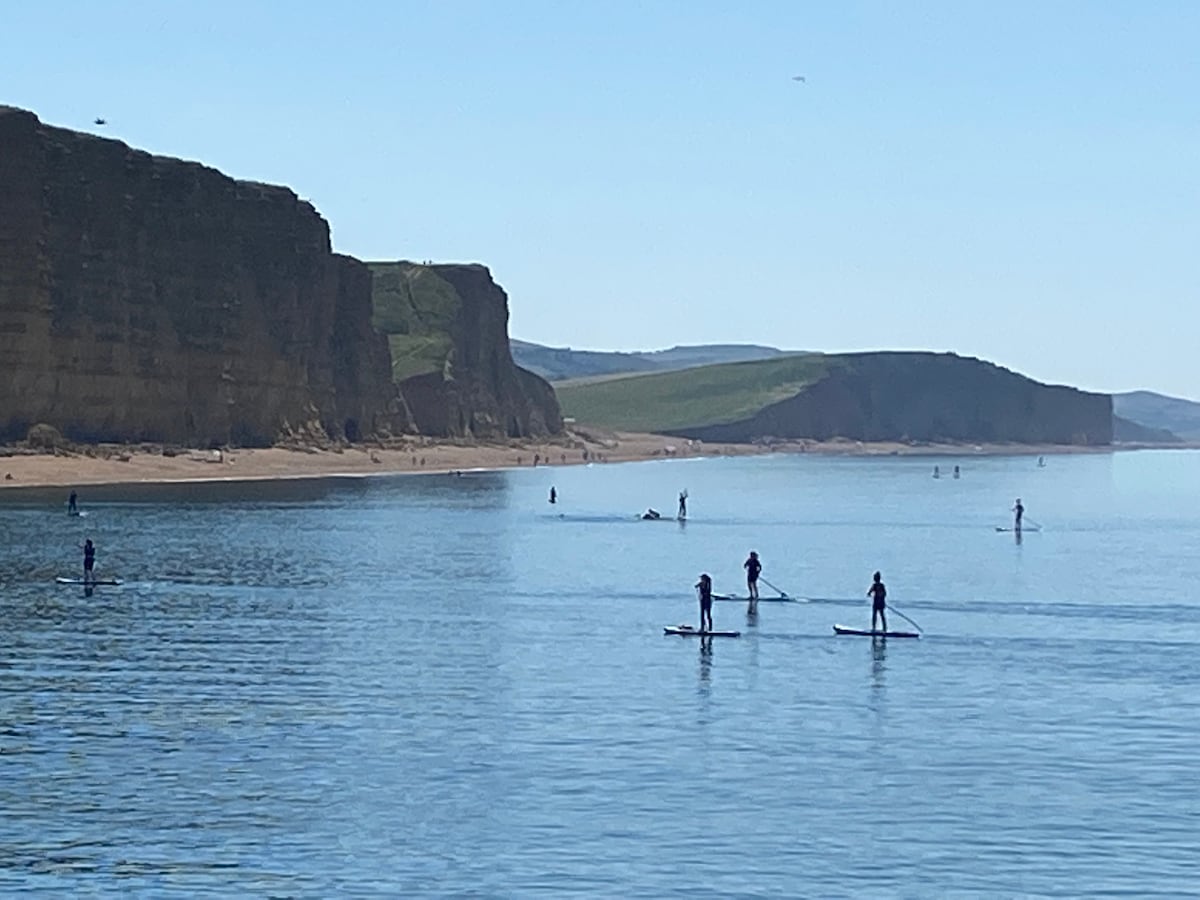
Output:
[[0, 427, 1150, 492]]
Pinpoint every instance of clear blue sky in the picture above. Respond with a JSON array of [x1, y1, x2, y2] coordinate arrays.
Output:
[[3, 1, 1197, 399]]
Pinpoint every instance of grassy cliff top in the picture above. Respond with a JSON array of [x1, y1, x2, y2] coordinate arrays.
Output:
[[555, 354, 831, 432], [367, 262, 460, 381]]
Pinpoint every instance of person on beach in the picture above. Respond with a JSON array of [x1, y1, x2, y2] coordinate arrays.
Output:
[[696, 573, 713, 632], [868, 571, 888, 633], [67, 490, 78, 514], [678, 490, 688, 520], [744, 551, 762, 600], [1013, 498, 1024, 531], [82, 538, 96, 583]]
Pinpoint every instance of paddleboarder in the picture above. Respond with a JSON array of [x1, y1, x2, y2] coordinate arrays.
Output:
[[642, 508, 661, 520], [67, 490, 78, 514], [1013, 498, 1024, 532], [82, 538, 96, 584], [744, 551, 762, 600], [868, 571, 887, 633], [678, 490, 688, 519], [696, 573, 713, 633], [549, 486, 557, 504]]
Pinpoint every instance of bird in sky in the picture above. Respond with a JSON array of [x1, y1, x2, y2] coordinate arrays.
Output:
[[93, 117, 107, 125], [791, 75, 806, 83]]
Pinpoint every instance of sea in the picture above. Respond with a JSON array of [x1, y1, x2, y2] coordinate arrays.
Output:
[[1, 450, 1197, 897]]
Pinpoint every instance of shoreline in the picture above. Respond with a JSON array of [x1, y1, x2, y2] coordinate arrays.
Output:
[[0, 432, 1193, 492]]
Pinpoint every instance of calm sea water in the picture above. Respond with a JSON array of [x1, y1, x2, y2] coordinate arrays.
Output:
[[1, 450, 1198, 897]]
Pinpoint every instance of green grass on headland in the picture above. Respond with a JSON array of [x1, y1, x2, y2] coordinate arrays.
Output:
[[555, 354, 831, 433], [368, 262, 460, 381]]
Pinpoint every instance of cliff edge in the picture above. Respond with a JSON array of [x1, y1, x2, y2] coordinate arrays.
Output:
[[0, 106, 405, 446]]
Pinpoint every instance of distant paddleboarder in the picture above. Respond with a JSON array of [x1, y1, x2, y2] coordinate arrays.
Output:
[[868, 571, 887, 632], [678, 490, 688, 520], [953, 465, 960, 479], [696, 573, 714, 633], [549, 486, 557, 504], [933, 465, 940, 479], [1013, 498, 1024, 532], [744, 551, 762, 600], [67, 490, 78, 514]]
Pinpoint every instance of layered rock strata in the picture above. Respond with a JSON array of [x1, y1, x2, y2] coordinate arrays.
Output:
[[0, 106, 404, 445]]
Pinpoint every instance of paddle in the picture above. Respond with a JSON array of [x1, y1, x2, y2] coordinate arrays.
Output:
[[886, 604, 924, 633], [760, 576, 790, 599]]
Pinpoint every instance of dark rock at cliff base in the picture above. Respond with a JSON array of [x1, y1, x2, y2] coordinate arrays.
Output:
[[368, 262, 562, 438], [0, 106, 408, 446], [659, 352, 1113, 445]]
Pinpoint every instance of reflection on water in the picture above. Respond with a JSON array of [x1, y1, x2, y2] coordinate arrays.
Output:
[[2, 452, 1199, 895], [698, 635, 713, 693], [871, 636, 887, 690]]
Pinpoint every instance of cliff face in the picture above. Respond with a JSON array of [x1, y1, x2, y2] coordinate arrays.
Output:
[[670, 352, 1113, 445], [368, 262, 562, 438], [0, 106, 405, 445]]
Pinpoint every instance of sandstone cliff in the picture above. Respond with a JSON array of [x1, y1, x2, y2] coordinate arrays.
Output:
[[0, 106, 405, 446], [368, 262, 562, 438], [661, 352, 1113, 445]]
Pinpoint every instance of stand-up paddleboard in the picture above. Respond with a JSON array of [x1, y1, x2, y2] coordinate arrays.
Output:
[[664, 624, 741, 637], [995, 526, 1040, 532], [713, 594, 796, 603], [56, 576, 122, 586], [833, 624, 918, 638]]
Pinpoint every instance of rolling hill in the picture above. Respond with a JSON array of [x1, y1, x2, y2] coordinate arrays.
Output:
[[510, 340, 796, 382], [557, 354, 832, 433], [556, 351, 1113, 445], [1113, 391, 1200, 441]]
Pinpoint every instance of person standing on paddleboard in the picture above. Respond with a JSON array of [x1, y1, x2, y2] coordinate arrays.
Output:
[[696, 573, 713, 632], [1013, 498, 1024, 532], [82, 538, 96, 584], [678, 490, 688, 519], [68, 490, 78, 514], [868, 571, 888, 633], [744, 551, 762, 600]]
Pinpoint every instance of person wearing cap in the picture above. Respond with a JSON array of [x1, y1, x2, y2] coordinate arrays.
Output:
[[695, 573, 713, 632], [743, 550, 762, 600]]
